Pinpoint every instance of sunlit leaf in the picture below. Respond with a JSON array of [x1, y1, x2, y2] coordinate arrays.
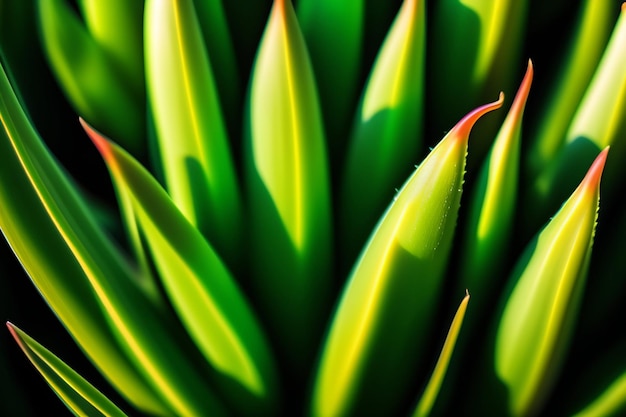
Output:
[[340, 0, 426, 261], [429, 0, 528, 151], [0, 63, 168, 416], [7, 322, 128, 417], [528, 4, 626, 226], [526, 0, 614, 177], [311, 95, 503, 417], [459, 60, 533, 313], [84, 121, 279, 415], [0, 62, 226, 417], [145, 0, 243, 266], [494, 149, 608, 416], [245, 0, 332, 372], [411, 291, 470, 417]]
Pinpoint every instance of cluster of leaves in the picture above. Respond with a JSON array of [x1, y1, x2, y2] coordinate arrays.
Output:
[[1, 0, 625, 416]]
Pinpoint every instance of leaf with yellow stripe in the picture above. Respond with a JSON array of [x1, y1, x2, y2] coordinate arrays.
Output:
[[84, 121, 279, 416], [494, 148, 609, 416], [0, 63, 169, 416], [340, 0, 425, 260], [145, 0, 242, 266], [411, 291, 470, 417], [310, 95, 503, 417], [245, 0, 332, 372], [7, 322, 128, 417]]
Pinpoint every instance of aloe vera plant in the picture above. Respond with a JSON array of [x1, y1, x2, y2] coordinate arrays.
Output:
[[1, 0, 625, 416]]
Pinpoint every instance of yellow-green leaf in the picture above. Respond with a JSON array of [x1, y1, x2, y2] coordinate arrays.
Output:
[[7, 323, 128, 417], [245, 0, 332, 372], [412, 291, 470, 417], [145, 0, 243, 266], [340, 0, 425, 261], [310, 95, 503, 417], [495, 149, 608, 416], [0, 63, 168, 416], [526, 0, 614, 177], [85, 121, 279, 415], [459, 60, 533, 312]]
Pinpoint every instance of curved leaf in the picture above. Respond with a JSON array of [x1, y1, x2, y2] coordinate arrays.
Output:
[[84, 121, 279, 415], [38, 0, 144, 154], [0, 63, 169, 416], [310, 96, 503, 417], [0, 62, 226, 417], [459, 60, 533, 310], [7, 322, 128, 417]]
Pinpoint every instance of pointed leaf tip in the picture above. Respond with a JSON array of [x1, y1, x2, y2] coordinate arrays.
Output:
[[512, 60, 534, 113], [80, 118, 112, 159], [451, 93, 504, 141], [582, 147, 609, 190]]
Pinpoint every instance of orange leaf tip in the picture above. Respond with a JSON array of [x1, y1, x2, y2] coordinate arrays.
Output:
[[79, 118, 114, 161], [581, 147, 609, 192], [450, 92, 504, 143]]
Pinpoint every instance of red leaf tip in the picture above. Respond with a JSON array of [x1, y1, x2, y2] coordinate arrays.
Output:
[[80, 118, 114, 160]]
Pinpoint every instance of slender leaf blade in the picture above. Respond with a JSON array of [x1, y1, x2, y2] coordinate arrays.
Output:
[[7, 322, 128, 417], [144, 0, 243, 266], [412, 291, 470, 417], [0, 63, 168, 416], [0, 62, 226, 417]]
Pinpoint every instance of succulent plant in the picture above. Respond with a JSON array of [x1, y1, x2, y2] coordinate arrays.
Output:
[[1, 0, 625, 416]]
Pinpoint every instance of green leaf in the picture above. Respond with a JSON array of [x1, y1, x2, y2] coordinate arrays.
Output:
[[84, 121, 279, 415], [429, 0, 528, 149], [144, 0, 243, 266], [494, 149, 608, 416], [459, 60, 533, 312], [528, 4, 626, 226], [37, 0, 145, 154], [76, 0, 144, 101], [412, 291, 470, 417], [526, 0, 614, 177], [7, 322, 128, 417], [0, 61, 227, 417], [0, 63, 168, 416], [570, 342, 626, 417], [245, 0, 332, 372], [340, 0, 426, 261], [192, 0, 240, 130], [297, 0, 364, 143], [573, 372, 626, 417], [310, 95, 503, 417]]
